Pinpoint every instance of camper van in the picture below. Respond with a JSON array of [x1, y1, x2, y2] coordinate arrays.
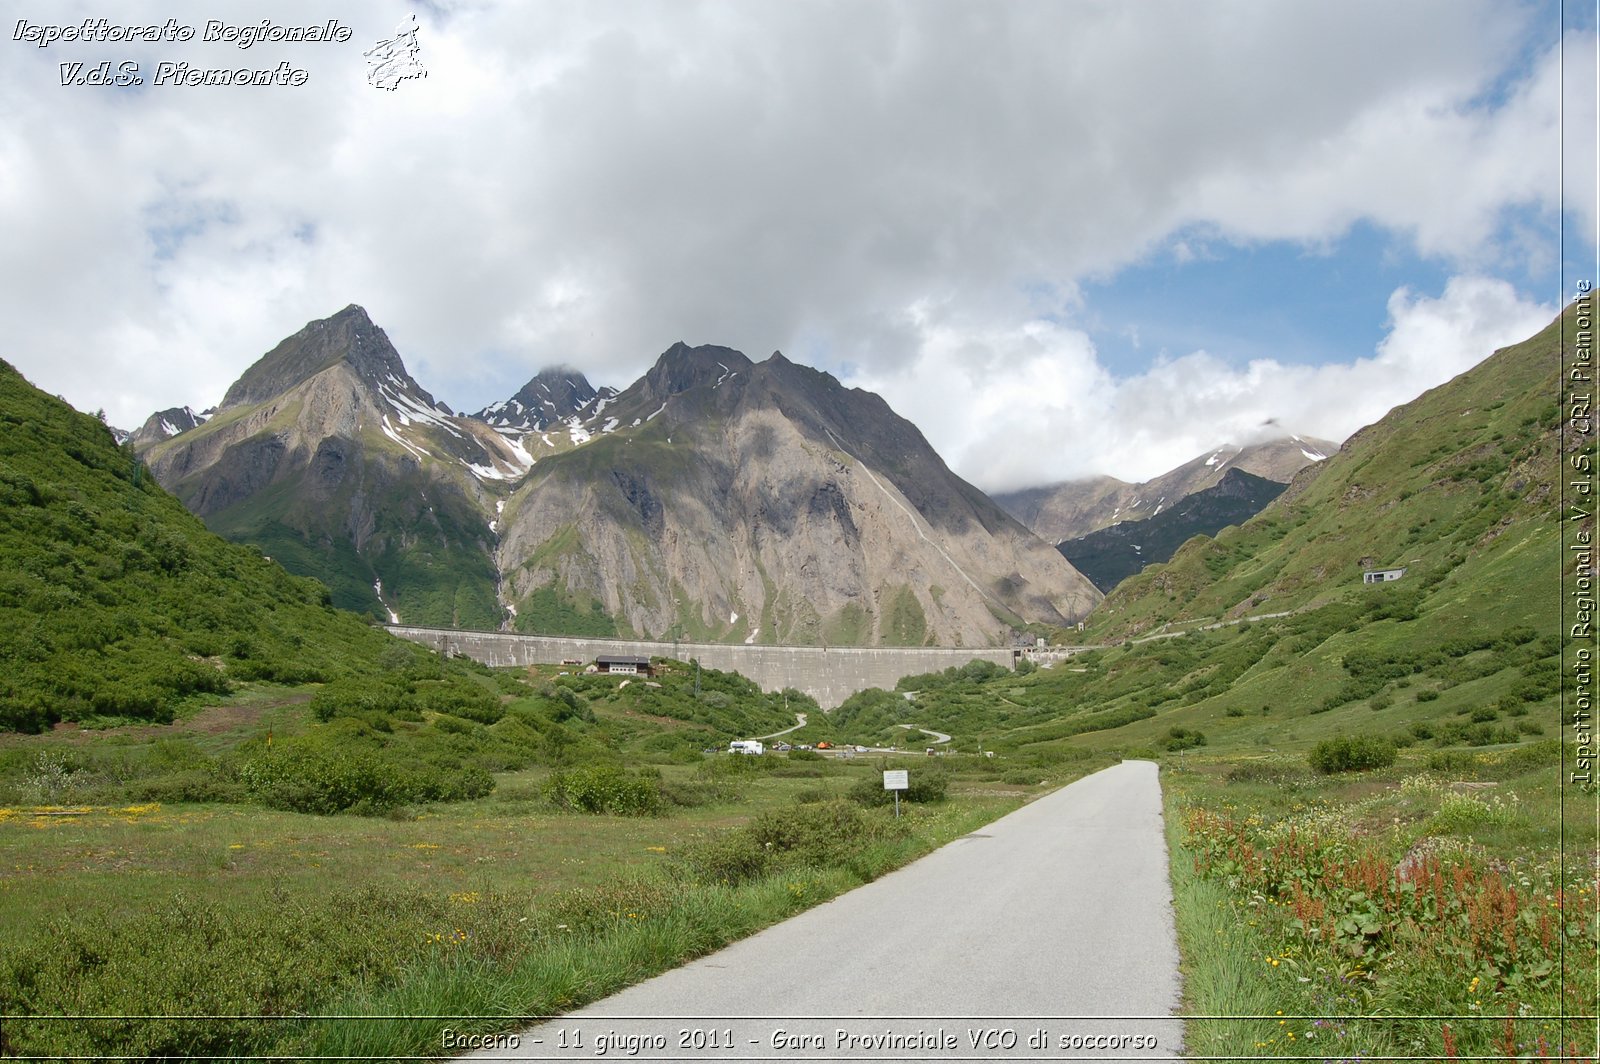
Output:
[[728, 740, 764, 756]]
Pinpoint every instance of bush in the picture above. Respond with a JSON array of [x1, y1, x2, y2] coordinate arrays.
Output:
[[1308, 735, 1397, 774], [543, 763, 663, 816], [679, 799, 901, 885], [415, 680, 503, 724], [309, 678, 412, 722], [239, 736, 491, 815], [1159, 727, 1207, 752], [848, 764, 948, 806]]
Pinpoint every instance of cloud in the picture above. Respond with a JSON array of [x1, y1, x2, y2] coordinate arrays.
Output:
[[0, 0, 1586, 466], [848, 275, 1555, 491]]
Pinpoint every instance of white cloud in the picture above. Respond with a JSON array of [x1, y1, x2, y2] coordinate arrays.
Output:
[[0, 0, 1587, 462], [849, 275, 1556, 491]]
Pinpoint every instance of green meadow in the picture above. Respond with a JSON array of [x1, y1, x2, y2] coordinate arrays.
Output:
[[0, 663, 1103, 1061]]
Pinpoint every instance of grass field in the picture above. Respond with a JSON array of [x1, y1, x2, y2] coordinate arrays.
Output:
[[0, 676, 1094, 1061]]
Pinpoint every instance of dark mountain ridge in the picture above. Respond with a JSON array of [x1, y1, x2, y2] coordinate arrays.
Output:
[[1058, 467, 1287, 592]]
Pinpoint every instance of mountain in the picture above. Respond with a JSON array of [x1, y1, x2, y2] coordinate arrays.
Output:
[[472, 368, 618, 435], [138, 305, 521, 627], [0, 358, 402, 732], [494, 343, 1101, 645], [1087, 301, 1573, 641], [995, 435, 1336, 544], [1058, 467, 1287, 592], [126, 406, 214, 450], [138, 311, 1098, 645]]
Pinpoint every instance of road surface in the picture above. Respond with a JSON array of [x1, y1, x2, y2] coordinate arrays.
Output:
[[896, 723, 952, 745], [459, 760, 1183, 1062], [752, 713, 809, 741]]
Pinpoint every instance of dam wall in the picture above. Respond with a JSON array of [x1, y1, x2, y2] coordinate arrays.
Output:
[[383, 626, 1044, 709]]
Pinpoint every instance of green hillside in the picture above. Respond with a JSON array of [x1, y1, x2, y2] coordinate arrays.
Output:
[[1088, 304, 1570, 640], [0, 359, 401, 732]]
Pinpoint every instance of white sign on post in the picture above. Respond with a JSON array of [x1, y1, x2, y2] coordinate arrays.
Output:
[[883, 769, 908, 817]]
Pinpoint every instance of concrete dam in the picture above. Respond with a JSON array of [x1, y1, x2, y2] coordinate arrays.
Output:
[[384, 626, 1045, 709]]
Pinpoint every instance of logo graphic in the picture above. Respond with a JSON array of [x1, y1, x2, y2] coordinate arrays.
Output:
[[365, 13, 426, 90]]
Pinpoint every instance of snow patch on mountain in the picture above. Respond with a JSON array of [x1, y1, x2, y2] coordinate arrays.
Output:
[[379, 414, 432, 462]]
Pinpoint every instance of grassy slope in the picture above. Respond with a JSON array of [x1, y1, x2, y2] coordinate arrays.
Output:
[[0, 360, 403, 731], [1086, 306, 1567, 641]]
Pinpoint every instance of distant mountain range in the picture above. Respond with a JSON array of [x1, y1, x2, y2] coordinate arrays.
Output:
[[136, 306, 1100, 644], [1056, 467, 1288, 592], [992, 436, 1334, 545]]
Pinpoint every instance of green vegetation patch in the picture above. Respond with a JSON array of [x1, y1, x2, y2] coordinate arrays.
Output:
[[0, 360, 408, 733], [882, 585, 929, 645], [1168, 748, 1595, 1060]]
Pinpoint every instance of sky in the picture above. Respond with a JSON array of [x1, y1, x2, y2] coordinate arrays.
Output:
[[2, 0, 1595, 491]]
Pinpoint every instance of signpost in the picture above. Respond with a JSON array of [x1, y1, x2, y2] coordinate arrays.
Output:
[[883, 769, 908, 818]]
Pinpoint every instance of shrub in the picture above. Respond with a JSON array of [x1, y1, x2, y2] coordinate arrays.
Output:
[[1308, 735, 1397, 774], [848, 765, 948, 806], [679, 799, 900, 885], [415, 680, 503, 724], [239, 737, 491, 815], [543, 763, 663, 816], [309, 678, 412, 722], [1158, 727, 1207, 752]]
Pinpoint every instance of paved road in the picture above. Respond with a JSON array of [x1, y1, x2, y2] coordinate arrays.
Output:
[[896, 723, 952, 745], [752, 713, 808, 741], [459, 761, 1182, 1062]]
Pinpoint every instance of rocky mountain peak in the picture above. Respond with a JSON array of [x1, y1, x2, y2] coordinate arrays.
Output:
[[219, 304, 444, 414], [640, 342, 754, 400], [472, 366, 611, 431], [127, 405, 214, 450]]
